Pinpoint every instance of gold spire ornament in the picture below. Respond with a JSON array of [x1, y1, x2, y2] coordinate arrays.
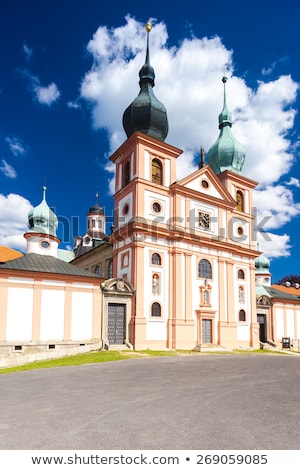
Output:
[[145, 21, 152, 32]]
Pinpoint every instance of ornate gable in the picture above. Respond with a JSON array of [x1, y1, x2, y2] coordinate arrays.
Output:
[[173, 165, 236, 208], [257, 295, 272, 306], [101, 278, 135, 295]]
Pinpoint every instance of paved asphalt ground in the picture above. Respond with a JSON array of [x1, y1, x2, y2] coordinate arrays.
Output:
[[0, 354, 300, 450]]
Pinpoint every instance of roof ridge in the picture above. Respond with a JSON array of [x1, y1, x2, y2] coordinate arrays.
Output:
[[0, 253, 102, 279]]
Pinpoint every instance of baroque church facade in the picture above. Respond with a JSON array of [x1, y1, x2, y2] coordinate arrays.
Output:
[[107, 23, 260, 349]]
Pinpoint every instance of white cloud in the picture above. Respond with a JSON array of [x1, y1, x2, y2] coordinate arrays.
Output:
[[22, 43, 33, 62], [0, 193, 32, 251], [80, 16, 299, 259], [236, 76, 298, 185], [19, 69, 61, 106], [252, 182, 300, 259], [34, 82, 60, 106], [103, 158, 115, 195], [254, 184, 300, 230], [67, 100, 81, 110], [5, 136, 29, 157], [261, 56, 289, 76], [257, 232, 291, 259], [286, 177, 300, 188], [0, 160, 17, 178]]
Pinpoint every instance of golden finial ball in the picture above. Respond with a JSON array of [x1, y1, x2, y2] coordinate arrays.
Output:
[[145, 22, 152, 33]]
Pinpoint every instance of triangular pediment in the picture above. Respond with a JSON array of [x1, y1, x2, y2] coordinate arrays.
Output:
[[174, 165, 236, 207]]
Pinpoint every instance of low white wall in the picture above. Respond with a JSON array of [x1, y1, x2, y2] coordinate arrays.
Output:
[[0, 342, 103, 368]]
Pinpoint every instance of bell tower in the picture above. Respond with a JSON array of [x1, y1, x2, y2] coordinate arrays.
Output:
[[86, 193, 106, 240], [110, 23, 184, 348], [110, 21, 181, 251]]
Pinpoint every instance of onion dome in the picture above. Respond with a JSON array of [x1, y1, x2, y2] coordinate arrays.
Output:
[[87, 192, 104, 219], [122, 22, 168, 142], [255, 253, 271, 273], [88, 203, 104, 215], [27, 186, 58, 237], [207, 77, 245, 174]]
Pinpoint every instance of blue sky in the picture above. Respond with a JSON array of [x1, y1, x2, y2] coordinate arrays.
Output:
[[0, 0, 300, 282]]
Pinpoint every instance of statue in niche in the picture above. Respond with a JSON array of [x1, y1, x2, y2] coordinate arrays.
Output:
[[152, 274, 160, 295], [239, 286, 244, 304], [203, 289, 209, 306]]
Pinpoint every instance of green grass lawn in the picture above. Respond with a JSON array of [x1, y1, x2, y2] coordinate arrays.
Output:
[[0, 349, 190, 375], [0, 347, 289, 375]]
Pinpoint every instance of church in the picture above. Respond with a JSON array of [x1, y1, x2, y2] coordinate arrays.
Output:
[[1, 23, 300, 365], [75, 22, 260, 350]]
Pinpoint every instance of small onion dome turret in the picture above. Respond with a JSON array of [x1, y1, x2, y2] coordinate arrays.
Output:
[[122, 22, 168, 142], [207, 77, 245, 174], [27, 186, 58, 237], [255, 253, 271, 274], [87, 203, 104, 215]]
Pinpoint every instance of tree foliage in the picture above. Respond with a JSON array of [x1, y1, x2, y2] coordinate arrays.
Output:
[[277, 274, 300, 285]]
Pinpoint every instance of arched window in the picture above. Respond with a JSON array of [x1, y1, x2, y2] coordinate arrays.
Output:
[[124, 161, 130, 186], [151, 253, 161, 265], [198, 259, 212, 279], [107, 259, 113, 278], [239, 309, 246, 322], [236, 190, 244, 211], [151, 302, 161, 317], [238, 269, 245, 279], [152, 159, 163, 185]]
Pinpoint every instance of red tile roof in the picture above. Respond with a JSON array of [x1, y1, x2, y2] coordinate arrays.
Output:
[[272, 284, 300, 296], [0, 246, 23, 263]]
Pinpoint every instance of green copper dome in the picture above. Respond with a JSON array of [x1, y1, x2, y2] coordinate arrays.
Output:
[[207, 77, 245, 174], [255, 253, 271, 273], [122, 22, 168, 142], [28, 186, 58, 237]]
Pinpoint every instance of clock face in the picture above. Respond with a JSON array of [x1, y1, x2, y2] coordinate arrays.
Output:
[[198, 211, 210, 229]]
